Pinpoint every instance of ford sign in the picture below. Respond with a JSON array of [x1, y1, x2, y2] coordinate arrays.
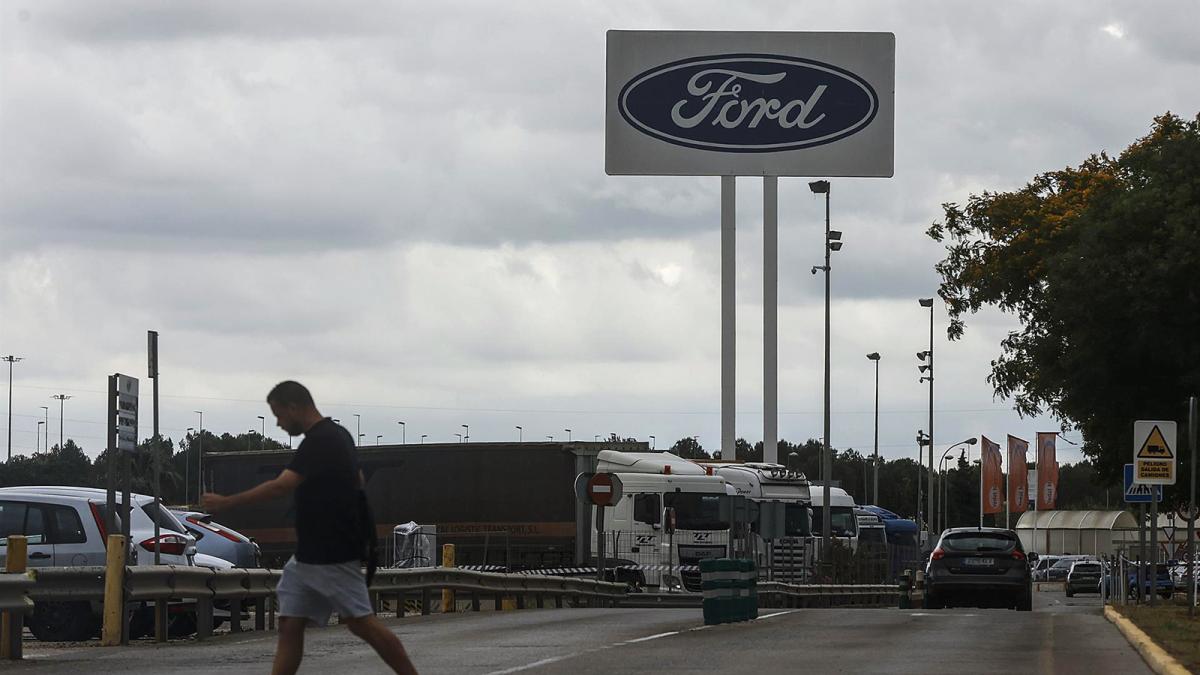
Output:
[[619, 54, 878, 153], [606, 31, 894, 177]]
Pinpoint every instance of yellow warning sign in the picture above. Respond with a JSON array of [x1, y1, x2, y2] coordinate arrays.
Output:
[[1137, 425, 1174, 459]]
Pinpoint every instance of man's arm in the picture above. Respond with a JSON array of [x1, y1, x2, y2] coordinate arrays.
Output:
[[201, 469, 304, 513]]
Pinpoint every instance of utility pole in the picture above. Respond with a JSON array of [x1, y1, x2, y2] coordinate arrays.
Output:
[[3, 355, 23, 462], [148, 331, 161, 566], [919, 298, 936, 548], [51, 393, 71, 451]]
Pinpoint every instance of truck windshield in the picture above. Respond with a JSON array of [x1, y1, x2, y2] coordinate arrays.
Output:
[[785, 504, 811, 537], [811, 506, 857, 537], [664, 492, 728, 531]]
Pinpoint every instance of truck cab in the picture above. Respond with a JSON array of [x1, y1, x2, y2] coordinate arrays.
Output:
[[809, 484, 860, 554], [592, 450, 729, 592], [706, 463, 812, 582]]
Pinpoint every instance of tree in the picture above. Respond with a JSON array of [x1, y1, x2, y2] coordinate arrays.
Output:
[[670, 437, 708, 460], [0, 440, 93, 488], [927, 113, 1200, 491]]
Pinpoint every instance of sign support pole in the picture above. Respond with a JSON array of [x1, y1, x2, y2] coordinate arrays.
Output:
[[1188, 396, 1196, 616], [1151, 495, 1158, 606], [106, 376, 117, 536], [1138, 504, 1146, 605], [721, 176, 736, 458], [763, 176, 778, 463]]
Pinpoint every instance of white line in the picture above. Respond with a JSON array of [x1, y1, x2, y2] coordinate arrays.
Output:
[[755, 610, 798, 620], [625, 630, 680, 644], [485, 655, 575, 675]]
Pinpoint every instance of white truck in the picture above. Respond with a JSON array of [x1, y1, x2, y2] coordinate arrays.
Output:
[[707, 463, 812, 582], [809, 484, 860, 553], [591, 450, 730, 592]]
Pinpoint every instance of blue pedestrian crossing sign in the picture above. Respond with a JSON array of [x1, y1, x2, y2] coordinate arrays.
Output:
[[1124, 463, 1163, 503]]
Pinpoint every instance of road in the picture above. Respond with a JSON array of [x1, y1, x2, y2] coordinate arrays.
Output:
[[12, 590, 1149, 674]]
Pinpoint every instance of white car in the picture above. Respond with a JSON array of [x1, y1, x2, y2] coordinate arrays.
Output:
[[0, 486, 198, 641]]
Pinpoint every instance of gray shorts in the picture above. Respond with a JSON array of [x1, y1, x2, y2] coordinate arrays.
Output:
[[276, 556, 374, 626]]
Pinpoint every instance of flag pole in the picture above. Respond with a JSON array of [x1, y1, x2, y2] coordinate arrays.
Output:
[[978, 442, 983, 527]]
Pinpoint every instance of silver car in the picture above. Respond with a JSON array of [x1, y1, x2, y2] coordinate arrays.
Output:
[[0, 486, 198, 641], [171, 510, 261, 567]]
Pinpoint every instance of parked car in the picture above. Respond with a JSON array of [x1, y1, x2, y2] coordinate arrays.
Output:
[[1047, 555, 1090, 582], [171, 510, 261, 568], [1065, 559, 1103, 596], [1127, 562, 1174, 600], [1030, 554, 1061, 581], [0, 486, 198, 641], [924, 527, 1032, 611]]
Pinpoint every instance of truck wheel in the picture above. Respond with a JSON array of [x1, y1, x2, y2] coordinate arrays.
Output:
[[28, 601, 99, 642]]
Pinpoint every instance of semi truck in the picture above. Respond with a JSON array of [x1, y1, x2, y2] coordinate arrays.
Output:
[[705, 462, 813, 582], [205, 440, 630, 569]]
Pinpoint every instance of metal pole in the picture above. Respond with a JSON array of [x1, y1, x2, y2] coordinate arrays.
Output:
[[1138, 504, 1146, 604], [927, 304, 935, 549], [149, 331, 161, 565], [52, 394, 70, 450], [978, 445, 983, 527], [721, 175, 736, 458], [106, 376, 118, 536], [195, 411, 203, 497], [822, 187, 832, 559], [873, 358, 879, 504], [1188, 395, 1196, 616], [3, 356, 20, 462], [763, 176, 778, 463], [1151, 485, 1158, 607]]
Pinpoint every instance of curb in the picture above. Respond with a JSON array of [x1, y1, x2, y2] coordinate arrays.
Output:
[[1104, 605, 1192, 675]]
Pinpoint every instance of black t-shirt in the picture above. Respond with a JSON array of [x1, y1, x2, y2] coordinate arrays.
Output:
[[286, 418, 363, 564]]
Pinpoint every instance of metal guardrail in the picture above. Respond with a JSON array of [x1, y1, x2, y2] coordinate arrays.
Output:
[[757, 582, 899, 608], [0, 574, 34, 613], [369, 567, 627, 615]]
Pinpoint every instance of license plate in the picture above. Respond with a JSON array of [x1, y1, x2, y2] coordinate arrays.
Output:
[[962, 557, 994, 566]]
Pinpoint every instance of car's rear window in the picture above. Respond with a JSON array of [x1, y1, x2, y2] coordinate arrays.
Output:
[[941, 532, 1017, 552], [1072, 563, 1101, 573], [1052, 558, 1079, 568]]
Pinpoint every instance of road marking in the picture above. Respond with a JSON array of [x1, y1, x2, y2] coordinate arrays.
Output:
[[755, 610, 798, 620], [624, 631, 679, 644], [486, 655, 576, 674]]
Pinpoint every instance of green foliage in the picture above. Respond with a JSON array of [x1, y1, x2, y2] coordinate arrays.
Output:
[[0, 440, 93, 488], [670, 436, 708, 459], [927, 113, 1200, 491]]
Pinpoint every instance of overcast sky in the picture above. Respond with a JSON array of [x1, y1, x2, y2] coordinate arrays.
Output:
[[2, 1, 1199, 476]]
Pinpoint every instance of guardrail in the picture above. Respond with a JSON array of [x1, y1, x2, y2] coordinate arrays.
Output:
[[757, 582, 899, 608]]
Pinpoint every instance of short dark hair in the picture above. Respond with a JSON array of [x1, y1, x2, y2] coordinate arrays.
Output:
[[267, 381, 315, 408]]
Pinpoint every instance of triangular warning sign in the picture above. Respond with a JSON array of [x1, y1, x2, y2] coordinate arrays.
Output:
[[1137, 425, 1174, 459]]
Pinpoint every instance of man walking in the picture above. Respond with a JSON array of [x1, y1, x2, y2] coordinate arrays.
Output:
[[202, 381, 417, 675]]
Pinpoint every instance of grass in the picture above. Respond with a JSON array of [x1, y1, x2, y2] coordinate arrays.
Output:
[[1114, 600, 1200, 672]]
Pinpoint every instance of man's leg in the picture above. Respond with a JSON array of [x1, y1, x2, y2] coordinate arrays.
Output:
[[272, 616, 307, 675], [344, 615, 418, 675]]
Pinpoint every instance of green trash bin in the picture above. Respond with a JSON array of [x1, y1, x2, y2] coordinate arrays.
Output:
[[701, 559, 757, 624]]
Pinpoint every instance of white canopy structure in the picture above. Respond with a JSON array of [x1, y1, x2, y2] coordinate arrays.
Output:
[[1013, 510, 1139, 557]]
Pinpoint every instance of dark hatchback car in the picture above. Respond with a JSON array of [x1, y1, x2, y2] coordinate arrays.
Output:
[[925, 527, 1032, 611]]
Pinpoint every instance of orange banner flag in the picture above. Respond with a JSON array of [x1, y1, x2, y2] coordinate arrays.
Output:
[[1007, 435, 1029, 513], [981, 436, 1004, 515], [1036, 432, 1059, 509]]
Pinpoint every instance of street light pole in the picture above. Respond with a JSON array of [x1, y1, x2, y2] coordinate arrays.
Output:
[[565, 429, 572, 442], [420, 434, 427, 444], [376, 434, 382, 446], [516, 426, 522, 442], [649, 435, 656, 450], [354, 414, 361, 447], [398, 421, 405, 445], [938, 438, 978, 532], [37, 421, 44, 453], [194, 411, 203, 497], [3, 355, 23, 462], [51, 393, 71, 451], [462, 424, 469, 444], [257, 415, 266, 451], [919, 297, 936, 549], [866, 352, 881, 504], [40, 406, 48, 456], [809, 179, 837, 558]]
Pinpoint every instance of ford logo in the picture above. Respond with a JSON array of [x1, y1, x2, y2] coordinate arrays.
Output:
[[618, 54, 879, 153]]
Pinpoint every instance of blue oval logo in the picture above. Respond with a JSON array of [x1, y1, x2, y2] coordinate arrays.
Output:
[[618, 53, 878, 153]]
